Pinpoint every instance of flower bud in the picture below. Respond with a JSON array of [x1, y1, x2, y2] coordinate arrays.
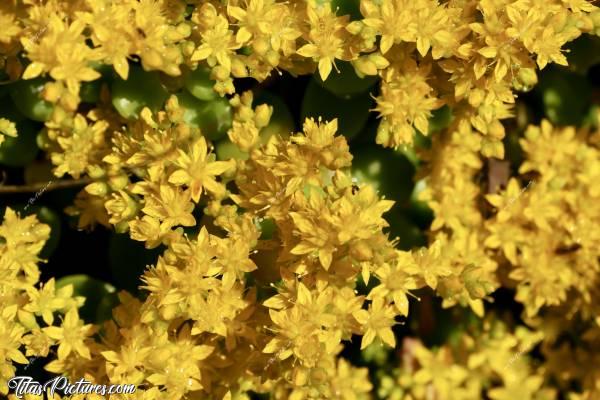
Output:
[[142, 49, 163, 70], [108, 174, 129, 191], [346, 21, 363, 35], [254, 104, 273, 128], [513, 68, 537, 92], [213, 65, 230, 81], [85, 182, 109, 197], [87, 165, 106, 179], [231, 57, 248, 78]]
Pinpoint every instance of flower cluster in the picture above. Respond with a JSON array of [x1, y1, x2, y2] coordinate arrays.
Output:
[[484, 120, 600, 317], [1, 0, 600, 399], [1, 0, 598, 160], [377, 316, 552, 400], [0, 209, 90, 395]]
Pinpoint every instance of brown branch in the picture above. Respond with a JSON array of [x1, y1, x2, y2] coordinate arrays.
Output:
[[487, 159, 511, 194], [0, 178, 92, 194]]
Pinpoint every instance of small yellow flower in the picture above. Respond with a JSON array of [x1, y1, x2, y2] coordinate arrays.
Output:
[[296, 2, 349, 80], [24, 278, 82, 325], [21, 328, 54, 358], [141, 184, 196, 230], [368, 254, 419, 316], [168, 137, 234, 203], [353, 296, 397, 349], [51, 114, 108, 179], [413, 345, 469, 398], [0, 312, 29, 394], [191, 4, 240, 71], [43, 308, 96, 360], [21, 15, 101, 93], [0, 118, 17, 146]]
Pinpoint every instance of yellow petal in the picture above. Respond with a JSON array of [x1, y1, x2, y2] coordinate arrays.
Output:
[[9, 349, 29, 364], [360, 329, 376, 349], [296, 44, 318, 58], [57, 342, 72, 360], [393, 292, 409, 316], [263, 338, 282, 354], [168, 169, 191, 185], [43, 326, 63, 340], [478, 46, 497, 58], [23, 62, 45, 80], [114, 57, 129, 80], [296, 283, 312, 305], [379, 328, 396, 348], [318, 248, 333, 270], [192, 46, 213, 62]]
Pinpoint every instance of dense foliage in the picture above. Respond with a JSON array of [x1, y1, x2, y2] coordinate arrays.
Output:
[[1, 0, 600, 399]]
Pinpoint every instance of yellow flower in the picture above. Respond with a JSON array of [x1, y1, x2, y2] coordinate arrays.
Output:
[[353, 296, 397, 349], [413, 345, 469, 398], [141, 184, 196, 230], [0, 118, 17, 146], [296, 2, 349, 80], [51, 114, 108, 179], [43, 308, 96, 360], [0, 237, 47, 293], [227, 0, 274, 44], [368, 254, 419, 316], [228, 0, 301, 61], [105, 190, 139, 225], [21, 328, 54, 358], [0, 307, 29, 390], [65, 190, 111, 230], [21, 15, 101, 93], [214, 238, 257, 289], [413, 238, 452, 289], [1, 0, 598, 397], [191, 4, 240, 71], [24, 278, 83, 325], [289, 183, 393, 270], [0, 208, 50, 249], [227, 120, 260, 153], [168, 137, 234, 203], [329, 358, 373, 399], [76, 0, 132, 80], [0, 8, 21, 44], [488, 375, 545, 400], [374, 57, 443, 148], [102, 338, 153, 384]]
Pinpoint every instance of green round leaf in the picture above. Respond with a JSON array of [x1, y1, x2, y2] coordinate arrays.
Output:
[[428, 105, 453, 134], [108, 232, 163, 293], [215, 138, 249, 161], [258, 217, 277, 240], [253, 91, 295, 141], [302, 78, 373, 140], [111, 65, 169, 119], [80, 79, 102, 103], [331, 0, 362, 20], [537, 66, 591, 126], [184, 65, 218, 101], [351, 145, 416, 206], [9, 77, 54, 122], [314, 60, 378, 98], [0, 104, 39, 167], [55, 274, 119, 324], [176, 91, 232, 141]]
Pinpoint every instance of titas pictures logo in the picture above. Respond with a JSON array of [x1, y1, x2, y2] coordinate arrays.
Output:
[[8, 376, 137, 398]]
